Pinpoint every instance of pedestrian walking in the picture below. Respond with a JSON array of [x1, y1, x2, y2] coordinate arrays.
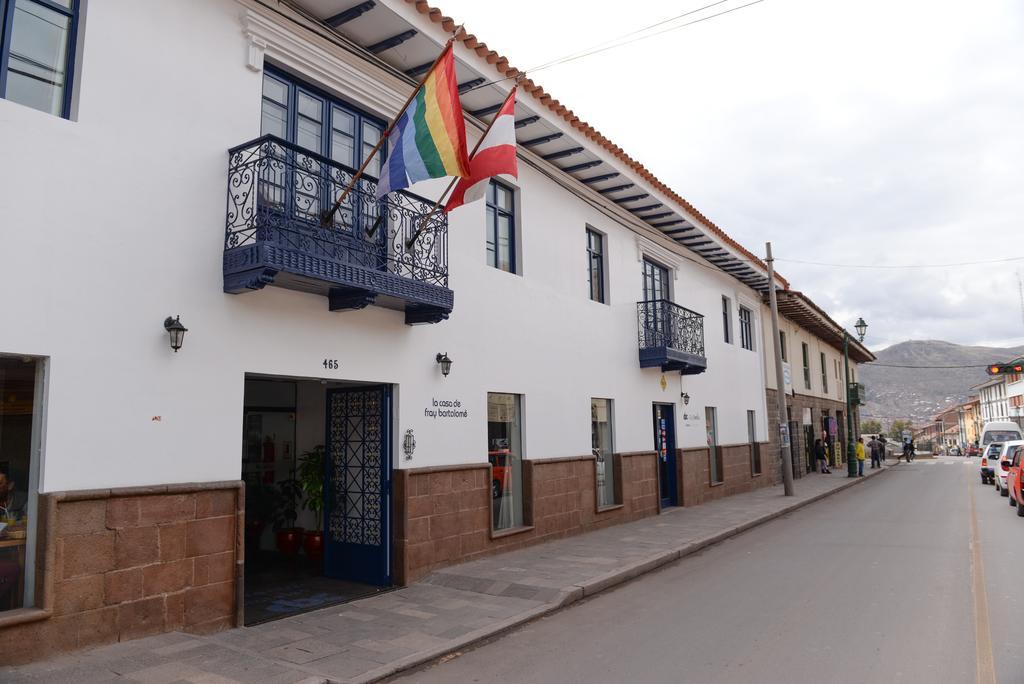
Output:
[[880, 436, 888, 463], [814, 438, 830, 474], [856, 437, 866, 476], [868, 435, 882, 469]]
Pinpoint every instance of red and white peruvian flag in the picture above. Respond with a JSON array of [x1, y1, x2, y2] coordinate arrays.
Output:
[[444, 88, 518, 213]]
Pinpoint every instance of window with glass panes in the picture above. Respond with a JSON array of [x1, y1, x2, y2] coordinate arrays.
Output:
[[0, 0, 80, 118], [802, 343, 811, 389], [486, 180, 516, 272], [748, 409, 761, 475], [592, 398, 618, 507], [820, 352, 828, 393], [261, 70, 383, 173], [722, 296, 733, 344], [260, 69, 384, 230], [739, 306, 753, 350], [586, 229, 605, 303]]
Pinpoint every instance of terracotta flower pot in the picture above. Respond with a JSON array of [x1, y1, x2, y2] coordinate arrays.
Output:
[[303, 530, 324, 564], [275, 527, 305, 556]]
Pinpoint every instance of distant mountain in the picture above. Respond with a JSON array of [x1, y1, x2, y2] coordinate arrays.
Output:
[[859, 340, 1024, 427]]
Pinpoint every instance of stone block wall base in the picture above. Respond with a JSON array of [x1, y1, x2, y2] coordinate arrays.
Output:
[[0, 482, 242, 665], [394, 452, 660, 585], [678, 442, 772, 507]]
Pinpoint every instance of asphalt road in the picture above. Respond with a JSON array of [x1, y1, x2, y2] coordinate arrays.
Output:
[[393, 457, 1024, 684]]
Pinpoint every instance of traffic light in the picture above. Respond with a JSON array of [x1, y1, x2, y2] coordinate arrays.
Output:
[[987, 362, 1024, 375]]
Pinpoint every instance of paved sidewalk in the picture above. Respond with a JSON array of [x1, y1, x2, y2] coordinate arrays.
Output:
[[2, 463, 896, 683]]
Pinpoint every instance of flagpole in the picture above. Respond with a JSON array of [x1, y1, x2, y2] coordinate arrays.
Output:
[[405, 87, 517, 249], [321, 39, 455, 227]]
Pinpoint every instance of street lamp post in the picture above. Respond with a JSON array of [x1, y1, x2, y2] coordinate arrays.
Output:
[[846, 317, 868, 477]]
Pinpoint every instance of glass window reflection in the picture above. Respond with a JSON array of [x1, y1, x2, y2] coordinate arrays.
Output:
[[0, 356, 39, 613], [3, 0, 78, 117], [488, 393, 523, 531], [592, 398, 617, 507]]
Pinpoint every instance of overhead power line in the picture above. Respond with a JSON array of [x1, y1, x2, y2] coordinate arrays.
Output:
[[865, 363, 993, 369], [527, 0, 767, 73], [461, 0, 768, 94], [776, 256, 1024, 269], [525, 0, 741, 72]]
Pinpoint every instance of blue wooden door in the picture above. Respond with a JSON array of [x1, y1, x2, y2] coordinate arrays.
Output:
[[653, 403, 678, 507], [324, 386, 392, 585]]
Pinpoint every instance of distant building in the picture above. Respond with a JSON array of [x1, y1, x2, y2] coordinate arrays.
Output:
[[956, 396, 981, 445], [974, 377, 1012, 425]]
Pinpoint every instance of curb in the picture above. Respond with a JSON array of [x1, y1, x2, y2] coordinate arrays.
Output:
[[356, 463, 899, 684]]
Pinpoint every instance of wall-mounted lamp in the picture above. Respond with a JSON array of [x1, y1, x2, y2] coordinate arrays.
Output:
[[681, 392, 690, 405], [436, 352, 452, 377], [163, 316, 188, 353]]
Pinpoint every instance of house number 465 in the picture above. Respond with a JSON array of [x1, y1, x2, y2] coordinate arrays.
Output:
[[322, 359, 339, 370]]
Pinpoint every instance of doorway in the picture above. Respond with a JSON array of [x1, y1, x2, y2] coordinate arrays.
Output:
[[324, 386, 392, 586], [241, 376, 392, 625], [653, 403, 678, 507]]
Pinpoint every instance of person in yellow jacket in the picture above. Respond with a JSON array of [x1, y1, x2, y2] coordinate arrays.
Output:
[[855, 437, 866, 477]]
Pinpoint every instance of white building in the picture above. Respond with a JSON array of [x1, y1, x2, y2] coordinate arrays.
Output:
[[976, 377, 1012, 425], [0, 0, 866, 661], [975, 359, 1024, 428], [1004, 362, 1024, 427]]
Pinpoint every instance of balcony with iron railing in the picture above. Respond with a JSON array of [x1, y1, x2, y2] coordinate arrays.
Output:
[[637, 299, 708, 374], [223, 135, 453, 324]]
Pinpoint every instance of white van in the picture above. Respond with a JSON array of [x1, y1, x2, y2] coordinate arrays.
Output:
[[981, 421, 1022, 446], [979, 422, 1023, 484]]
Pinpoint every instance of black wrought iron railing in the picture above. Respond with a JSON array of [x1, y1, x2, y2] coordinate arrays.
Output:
[[225, 135, 448, 288], [637, 299, 706, 358]]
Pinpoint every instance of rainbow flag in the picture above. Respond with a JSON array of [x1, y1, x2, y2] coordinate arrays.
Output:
[[376, 43, 470, 198]]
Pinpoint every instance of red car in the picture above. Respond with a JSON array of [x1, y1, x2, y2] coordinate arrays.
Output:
[[1008, 444, 1024, 516], [488, 449, 512, 499]]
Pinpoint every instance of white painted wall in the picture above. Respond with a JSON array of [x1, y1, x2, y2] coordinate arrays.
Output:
[[0, 0, 770, 492], [761, 312, 862, 403]]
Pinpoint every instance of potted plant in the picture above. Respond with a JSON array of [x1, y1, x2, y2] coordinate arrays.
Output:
[[273, 475, 304, 556], [298, 445, 325, 564]]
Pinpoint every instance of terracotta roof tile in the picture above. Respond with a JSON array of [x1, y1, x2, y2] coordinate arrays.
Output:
[[406, 0, 787, 288]]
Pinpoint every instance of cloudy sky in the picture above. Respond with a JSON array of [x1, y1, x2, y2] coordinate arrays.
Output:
[[436, 0, 1024, 351]]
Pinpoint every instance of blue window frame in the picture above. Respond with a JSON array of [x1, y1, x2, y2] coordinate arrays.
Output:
[[0, 0, 80, 118], [486, 180, 516, 273], [587, 228, 605, 303], [261, 68, 385, 174], [260, 68, 386, 233]]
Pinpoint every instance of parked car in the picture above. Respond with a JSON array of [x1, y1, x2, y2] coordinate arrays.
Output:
[[967, 444, 980, 458], [995, 441, 1024, 496], [1007, 444, 1024, 516], [980, 443, 1004, 484]]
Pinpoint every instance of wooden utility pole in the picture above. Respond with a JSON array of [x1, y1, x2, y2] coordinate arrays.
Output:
[[766, 242, 794, 496]]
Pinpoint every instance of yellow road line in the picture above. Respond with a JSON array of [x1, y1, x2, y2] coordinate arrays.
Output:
[[969, 475, 996, 684]]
